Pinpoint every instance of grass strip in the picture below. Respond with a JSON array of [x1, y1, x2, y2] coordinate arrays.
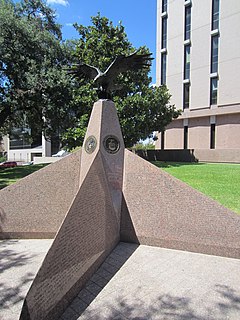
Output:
[[0, 164, 49, 190], [152, 161, 240, 214]]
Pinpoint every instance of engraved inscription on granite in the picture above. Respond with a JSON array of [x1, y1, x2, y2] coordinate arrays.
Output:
[[20, 100, 125, 320], [103, 135, 120, 154], [85, 136, 97, 154], [25, 165, 114, 316], [107, 164, 123, 190]]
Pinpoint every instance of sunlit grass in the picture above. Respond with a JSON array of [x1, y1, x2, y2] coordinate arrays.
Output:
[[0, 164, 49, 190], [152, 161, 240, 214], [1, 161, 239, 215]]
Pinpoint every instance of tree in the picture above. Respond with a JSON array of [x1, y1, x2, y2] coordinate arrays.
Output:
[[62, 14, 180, 149], [0, 4, 180, 150], [0, 0, 74, 145]]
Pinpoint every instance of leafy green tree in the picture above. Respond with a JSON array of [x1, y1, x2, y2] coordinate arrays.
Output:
[[0, 0, 74, 145], [0, 3, 180, 150], [62, 14, 180, 149]]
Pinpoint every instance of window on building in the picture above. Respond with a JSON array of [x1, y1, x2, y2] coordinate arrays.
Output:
[[210, 123, 216, 149], [9, 127, 42, 150], [161, 17, 167, 49], [161, 131, 165, 150], [184, 45, 191, 80], [212, 0, 220, 30], [161, 53, 167, 85], [184, 126, 188, 149], [183, 83, 190, 109], [211, 35, 219, 73], [162, 0, 167, 13], [210, 77, 218, 105], [184, 5, 191, 41]]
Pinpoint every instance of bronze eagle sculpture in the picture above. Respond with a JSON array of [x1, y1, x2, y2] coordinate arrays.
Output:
[[68, 50, 153, 99]]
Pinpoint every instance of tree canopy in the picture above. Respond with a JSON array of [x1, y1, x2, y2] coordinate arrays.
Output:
[[62, 14, 180, 148], [0, 0, 180, 149], [0, 0, 74, 143]]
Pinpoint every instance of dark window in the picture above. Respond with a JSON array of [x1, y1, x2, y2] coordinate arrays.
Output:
[[184, 5, 191, 41], [161, 17, 167, 49], [210, 77, 218, 105], [210, 123, 216, 149], [212, 0, 220, 30], [162, 0, 167, 13], [211, 35, 219, 73], [161, 131, 165, 150], [184, 45, 191, 80], [161, 53, 167, 85], [9, 127, 42, 150], [183, 83, 190, 109], [184, 126, 188, 149]]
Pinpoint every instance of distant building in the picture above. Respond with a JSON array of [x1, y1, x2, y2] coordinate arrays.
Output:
[[155, 0, 240, 154], [0, 136, 7, 156], [1, 129, 51, 162]]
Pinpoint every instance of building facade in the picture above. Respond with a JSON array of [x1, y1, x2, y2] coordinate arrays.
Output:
[[1, 133, 51, 162], [155, 0, 240, 153]]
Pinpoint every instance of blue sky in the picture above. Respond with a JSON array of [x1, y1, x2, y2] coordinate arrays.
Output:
[[46, 0, 157, 83]]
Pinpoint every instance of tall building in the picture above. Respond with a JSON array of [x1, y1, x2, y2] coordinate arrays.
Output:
[[156, 0, 240, 153]]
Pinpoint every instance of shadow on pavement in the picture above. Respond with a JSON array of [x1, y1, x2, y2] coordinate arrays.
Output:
[[61, 242, 139, 320], [0, 240, 36, 315], [78, 284, 240, 320], [61, 241, 240, 320]]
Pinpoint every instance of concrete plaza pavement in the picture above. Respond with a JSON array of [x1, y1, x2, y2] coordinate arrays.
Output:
[[0, 239, 53, 320], [1, 240, 240, 320]]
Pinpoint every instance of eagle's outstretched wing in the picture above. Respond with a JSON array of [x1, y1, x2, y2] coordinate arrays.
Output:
[[67, 51, 153, 99], [67, 63, 100, 81], [105, 51, 153, 80]]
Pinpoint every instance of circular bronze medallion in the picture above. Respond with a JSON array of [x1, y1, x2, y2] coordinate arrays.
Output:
[[103, 135, 120, 154], [84, 135, 97, 154]]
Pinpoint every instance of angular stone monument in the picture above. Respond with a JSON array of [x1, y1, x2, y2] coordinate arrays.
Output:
[[0, 151, 82, 239], [19, 99, 125, 320], [121, 149, 240, 258], [18, 98, 240, 320], [0, 50, 238, 319]]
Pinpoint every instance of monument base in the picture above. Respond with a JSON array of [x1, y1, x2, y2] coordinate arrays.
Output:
[[19, 99, 125, 320], [0, 100, 239, 320], [121, 149, 240, 259]]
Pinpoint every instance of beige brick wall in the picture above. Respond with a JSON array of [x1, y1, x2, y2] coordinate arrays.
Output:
[[189, 117, 210, 149], [165, 120, 184, 149], [216, 114, 240, 149]]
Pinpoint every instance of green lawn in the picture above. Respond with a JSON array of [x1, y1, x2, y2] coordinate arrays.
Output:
[[1, 161, 239, 215], [0, 164, 49, 190], [152, 161, 240, 214]]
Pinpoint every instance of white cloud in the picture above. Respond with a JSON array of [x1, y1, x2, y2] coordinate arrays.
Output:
[[65, 23, 73, 27], [47, 0, 69, 6]]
